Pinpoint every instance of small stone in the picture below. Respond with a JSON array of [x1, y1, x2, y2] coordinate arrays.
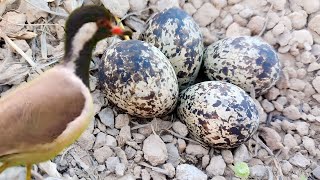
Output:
[[221, 150, 234, 164], [312, 166, 320, 179], [290, 30, 313, 51], [177, 138, 187, 153], [132, 133, 146, 143], [143, 134, 168, 166], [107, 128, 120, 136], [272, 23, 285, 36], [94, 132, 107, 149], [161, 135, 173, 143], [115, 163, 126, 176], [267, 0, 285, 10], [115, 114, 130, 129], [226, 22, 251, 37], [141, 169, 151, 180], [133, 166, 141, 178], [283, 134, 298, 149], [202, 155, 210, 168], [200, 27, 216, 45], [307, 62, 320, 72], [250, 165, 268, 178], [206, 155, 226, 177], [283, 105, 301, 120], [239, 8, 253, 19], [155, 0, 179, 11], [261, 99, 275, 113], [149, 171, 166, 180], [259, 127, 284, 151], [101, 0, 130, 17], [312, 76, 320, 93], [106, 135, 118, 147], [302, 136, 316, 156], [172, 121, 189, 137], [280, 160, 293, 175], [190, 0, 203, 9], [129, 0, 148, 11], [186, 143, 209, 157], [221, 14, 233, 28], [234, 144, 251, 162], [163, 163, 175, 178], [77, 130, 95, 150], [211, 176, 226, 180], [193, 3, 220, 27], [265, 87, 280, 100], [289, 152, 310, 168], [176, 164, 208, 180], [247, 16, 265, 35], [295, 121, 309, 136], [228, 0, 242, 5], [118, 125, 131, 144], [302, 0, 320, 14], [211, 0, 227, 9], [0, 12, 26, 34], [233, 14, 247, 26], [289, 78, 306, 91], [288, 11, 307, 30], [99, 108, 115, 128], [183, 3, 197, 15], [166, 143, 180, 167], [106, 157, 121, 172], [125, 146, 137, 160]]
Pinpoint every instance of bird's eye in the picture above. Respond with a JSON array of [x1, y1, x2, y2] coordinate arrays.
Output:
[[97, 19, 112, 29]]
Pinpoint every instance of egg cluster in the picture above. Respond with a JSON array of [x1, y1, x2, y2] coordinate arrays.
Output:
[[99, 7, 281, 149]]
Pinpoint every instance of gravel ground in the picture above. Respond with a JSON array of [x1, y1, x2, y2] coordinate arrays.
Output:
[[0, 0, 320, 180]]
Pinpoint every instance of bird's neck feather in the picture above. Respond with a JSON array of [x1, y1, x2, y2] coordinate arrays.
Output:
[[64, 22, 98, 87]]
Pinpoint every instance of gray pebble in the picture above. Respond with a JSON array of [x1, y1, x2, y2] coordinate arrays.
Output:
[[176, 164, 207, 180], [206, 155, 226, 177]]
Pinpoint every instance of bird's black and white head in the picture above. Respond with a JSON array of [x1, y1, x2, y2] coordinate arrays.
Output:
[[63, 5, 132, 87]]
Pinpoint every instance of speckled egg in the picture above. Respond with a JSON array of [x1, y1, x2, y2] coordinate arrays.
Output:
[[204, 36, 281, 96], [99, 40, 179, 118], [177, 81, 259, 148], [143, 7, 204, 90]]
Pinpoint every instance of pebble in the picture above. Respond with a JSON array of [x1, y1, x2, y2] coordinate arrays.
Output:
[[233, 14, 248, 26], [239, 8, 253, 19], [115, 163, 126, 176], [177, 138, 187, 153], [106, 135, 118, 147], [101, 0, 130, 18], [221, 14, 233, 28], [143, 134, 168, 166], [0, 12, 26, 34], [302, 136, 317, 156], [200, 27, 216, 45], [155, 0, 179, 11], [259, 127, 284, 151], [176, 164, 208, 180], [307, 62, 320, 72], [234, 144, 251, 162], [77, 130, 95, 150], [267, 0, 285, 10], [0, 167, 25, 180], [221, 150, 234, 164], [302, 0, 320, 14], [261, 99, 275, 113], [226, 22, 251, 37], [283, 134, 298, 149], [115, 114, 130, 129], [150, 171, 166, 180], [211, 0, 227, 9], [94, 132, 108, 149], [228, 0, 242, 5], [247, 16, 265, 35], [193, 2, 220, 27], [125, 146, 137, 160], [272, 23, 285, 36], [202, 155, 210, 168], [312, 166, 320, 179], [161, 134, 174, 143], [312, 76, 320, 93], [290, 30, 313, 51], [141, 169, 151, 180], [277, 31, 292, 47], [133, 166, 141, 178], [211, 176, 226, 180], [250, 165, 268, 178], [129, 0, 148, 11], [119, 125, 132, 144], [163, 163, 175, 178], [289, 152, 311, 168], [183, 3, 197, 15], [166, 143, 180, 167], [185, 143, 209, 157], [172, 121, 189, 137], [265, 87, 280, 100], [99, 108, 115, 128], [190, 0, 203, 9], [289, 78, 306, 91], [280, 160, 293, 175], [132, 133, 146, 143], [206, 155, 226, 177], [295, 121, 310, 136], [106, 157, 121, 172], [283, 105, 301, 120], [288, 11, 307, 30]]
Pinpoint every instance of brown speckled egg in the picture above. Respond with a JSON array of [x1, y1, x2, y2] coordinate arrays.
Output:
[[99, 40, 179, 118], [143, 7, 204, 90], [177, 81, 259, 148], [204, 36, 281, 96]]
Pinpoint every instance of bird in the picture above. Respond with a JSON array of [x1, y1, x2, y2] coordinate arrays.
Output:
[[0, 5, 131, 180]]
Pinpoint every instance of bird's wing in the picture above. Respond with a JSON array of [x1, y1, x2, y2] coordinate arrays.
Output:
[[0, 66, 88, 156]]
